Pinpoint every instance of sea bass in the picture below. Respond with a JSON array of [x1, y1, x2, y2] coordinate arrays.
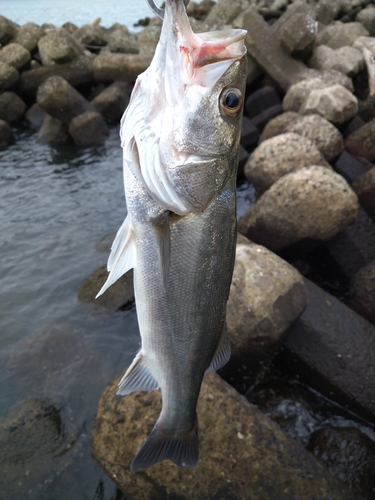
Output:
[[97, 0, 247, 471]]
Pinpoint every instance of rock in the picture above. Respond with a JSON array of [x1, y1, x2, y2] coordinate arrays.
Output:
[[107, 29, 139, 54], [281, 278, 375, 422], [223, 236, 309, 391], [0, 119, 13, 148], [38, 28, 84, 65], [244, 133, 331, 194], [285, 114, 344, 162], [356, 6, 375, 37], [91, 370, 358, 500], [271, 0, 315, 38], [352, 167, 375, 222], [345, 119, 375, 161], [240, 115, 260, 149], [73, 24, 106, 46], [36, 75, 94, 123], [203, 0, 245, 30], [136, 25, 161, 56], [238, 166, 359, 253], [349, 260, 375, 325], [315, 0, 342, 24], [308, 45, 364, 77], [283, 71, 354, 113], [358, 95, 375, 123], [334, 150, 373, 183], [343, 115, 366, 137], [242, 7, 308, 92], [259, 111, 300, 142], [36, 115, 70, 145], [12, 22, 45, 52], [0, 91, 26, 124], [300, 84, 358, 125], [93, 52, 152, 83], [327, 207, 375, 278], [20, 56, 94, 98], [0, 15, 18, 45], [0, 397, 79, 498], [237, 144, 250, 176], [0, 42, 31, 71], [250, 104, 284, 132], [78, 265, 134, 310], [0, 60, 19, 91], [62, 21, 78, 34], [92, 82, 130, 124], [68, 111, 109, 146], [244, 85, 281, 119], [307, 427, 375, 499], [25, 102, 47, 128], [315, 21, 369, 50], [280, 12, 317, 58]]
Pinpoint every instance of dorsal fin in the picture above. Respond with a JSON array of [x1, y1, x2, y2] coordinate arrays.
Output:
[[96, 215, 136, 298]]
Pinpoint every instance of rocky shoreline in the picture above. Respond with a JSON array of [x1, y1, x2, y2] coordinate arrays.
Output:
[[2, 0, 375, 499]]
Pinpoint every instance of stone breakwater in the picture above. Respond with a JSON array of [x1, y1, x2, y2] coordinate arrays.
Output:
[[2, 0, 375, 499]]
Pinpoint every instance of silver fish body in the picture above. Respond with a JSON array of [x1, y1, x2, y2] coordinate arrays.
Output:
[[97, 0, 247, 471]]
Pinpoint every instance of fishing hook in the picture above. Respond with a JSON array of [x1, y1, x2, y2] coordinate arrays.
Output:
[[146, 0, 190, 20]]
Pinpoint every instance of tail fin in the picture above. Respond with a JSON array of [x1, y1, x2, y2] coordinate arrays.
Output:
[[130, 419, 199, 471]]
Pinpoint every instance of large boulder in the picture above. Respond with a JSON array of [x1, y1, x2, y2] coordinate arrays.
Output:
[[12, 22, 45, 52], [107, 28, 139, 54], [20, 56, 94, 98], [281, 279, 375, 422], [259, 111, 300, 142], [244, 133, 330, 194], [285, 114, 344, 161], [91, 371, 359, 500], [0, 61, 19, 91], [279, 11, 317, 58], [315, 21, 369, 49], [0, 16, 18, 45], [93, 52, 152, 83], [68, 111, 109, 147], [349, 260, 375, 325], [300, 84, 358, 125], [72, 24, 106, 46], [0, 42, 31, 71], [91, 82, 130, 123], [238, 166, 359, 253], [38, 28, 84, 65], [356, 6, 375, 36], [0, 91, 26, 124], [345, 119, 375, 161], [308, 45, 364, 77], [352, 166, 375, 222], [36, 115, 70, 145], [0, 119, 13, 148], [36, 75, 94, 123], [223, 236, 309, 391]]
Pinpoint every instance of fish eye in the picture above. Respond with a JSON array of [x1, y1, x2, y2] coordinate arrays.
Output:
[[220, 88, 243, 117]]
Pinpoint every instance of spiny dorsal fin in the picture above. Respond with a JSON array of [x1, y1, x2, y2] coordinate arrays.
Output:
[[117, 351, 159, 396], [150, 211, 171, 290], [96, 215, 136, 298], [205, 324, 231, 373]]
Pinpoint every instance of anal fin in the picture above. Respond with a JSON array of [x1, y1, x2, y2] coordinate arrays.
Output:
[[205, 324, 231, 373], [117, 351, 159, 396]]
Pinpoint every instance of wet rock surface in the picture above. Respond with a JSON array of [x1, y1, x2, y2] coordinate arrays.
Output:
[[91, 371, 358, 500], [68, 111, 109, 146]]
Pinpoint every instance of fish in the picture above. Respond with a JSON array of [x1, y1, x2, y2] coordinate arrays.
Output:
[[96, 0, 247, 471]]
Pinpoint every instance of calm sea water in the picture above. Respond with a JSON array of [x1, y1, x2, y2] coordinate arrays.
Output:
[[1, 0, 161, 30]]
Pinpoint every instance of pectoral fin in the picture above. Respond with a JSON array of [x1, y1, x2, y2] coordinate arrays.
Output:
[[150, 212, 171, 290], [96, 215, 136, 298], [117, 351, 159, 396], [205, 324, 231, 373]]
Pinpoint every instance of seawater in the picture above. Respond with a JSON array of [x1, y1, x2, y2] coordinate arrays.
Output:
[[0, 0, 153, 30]]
